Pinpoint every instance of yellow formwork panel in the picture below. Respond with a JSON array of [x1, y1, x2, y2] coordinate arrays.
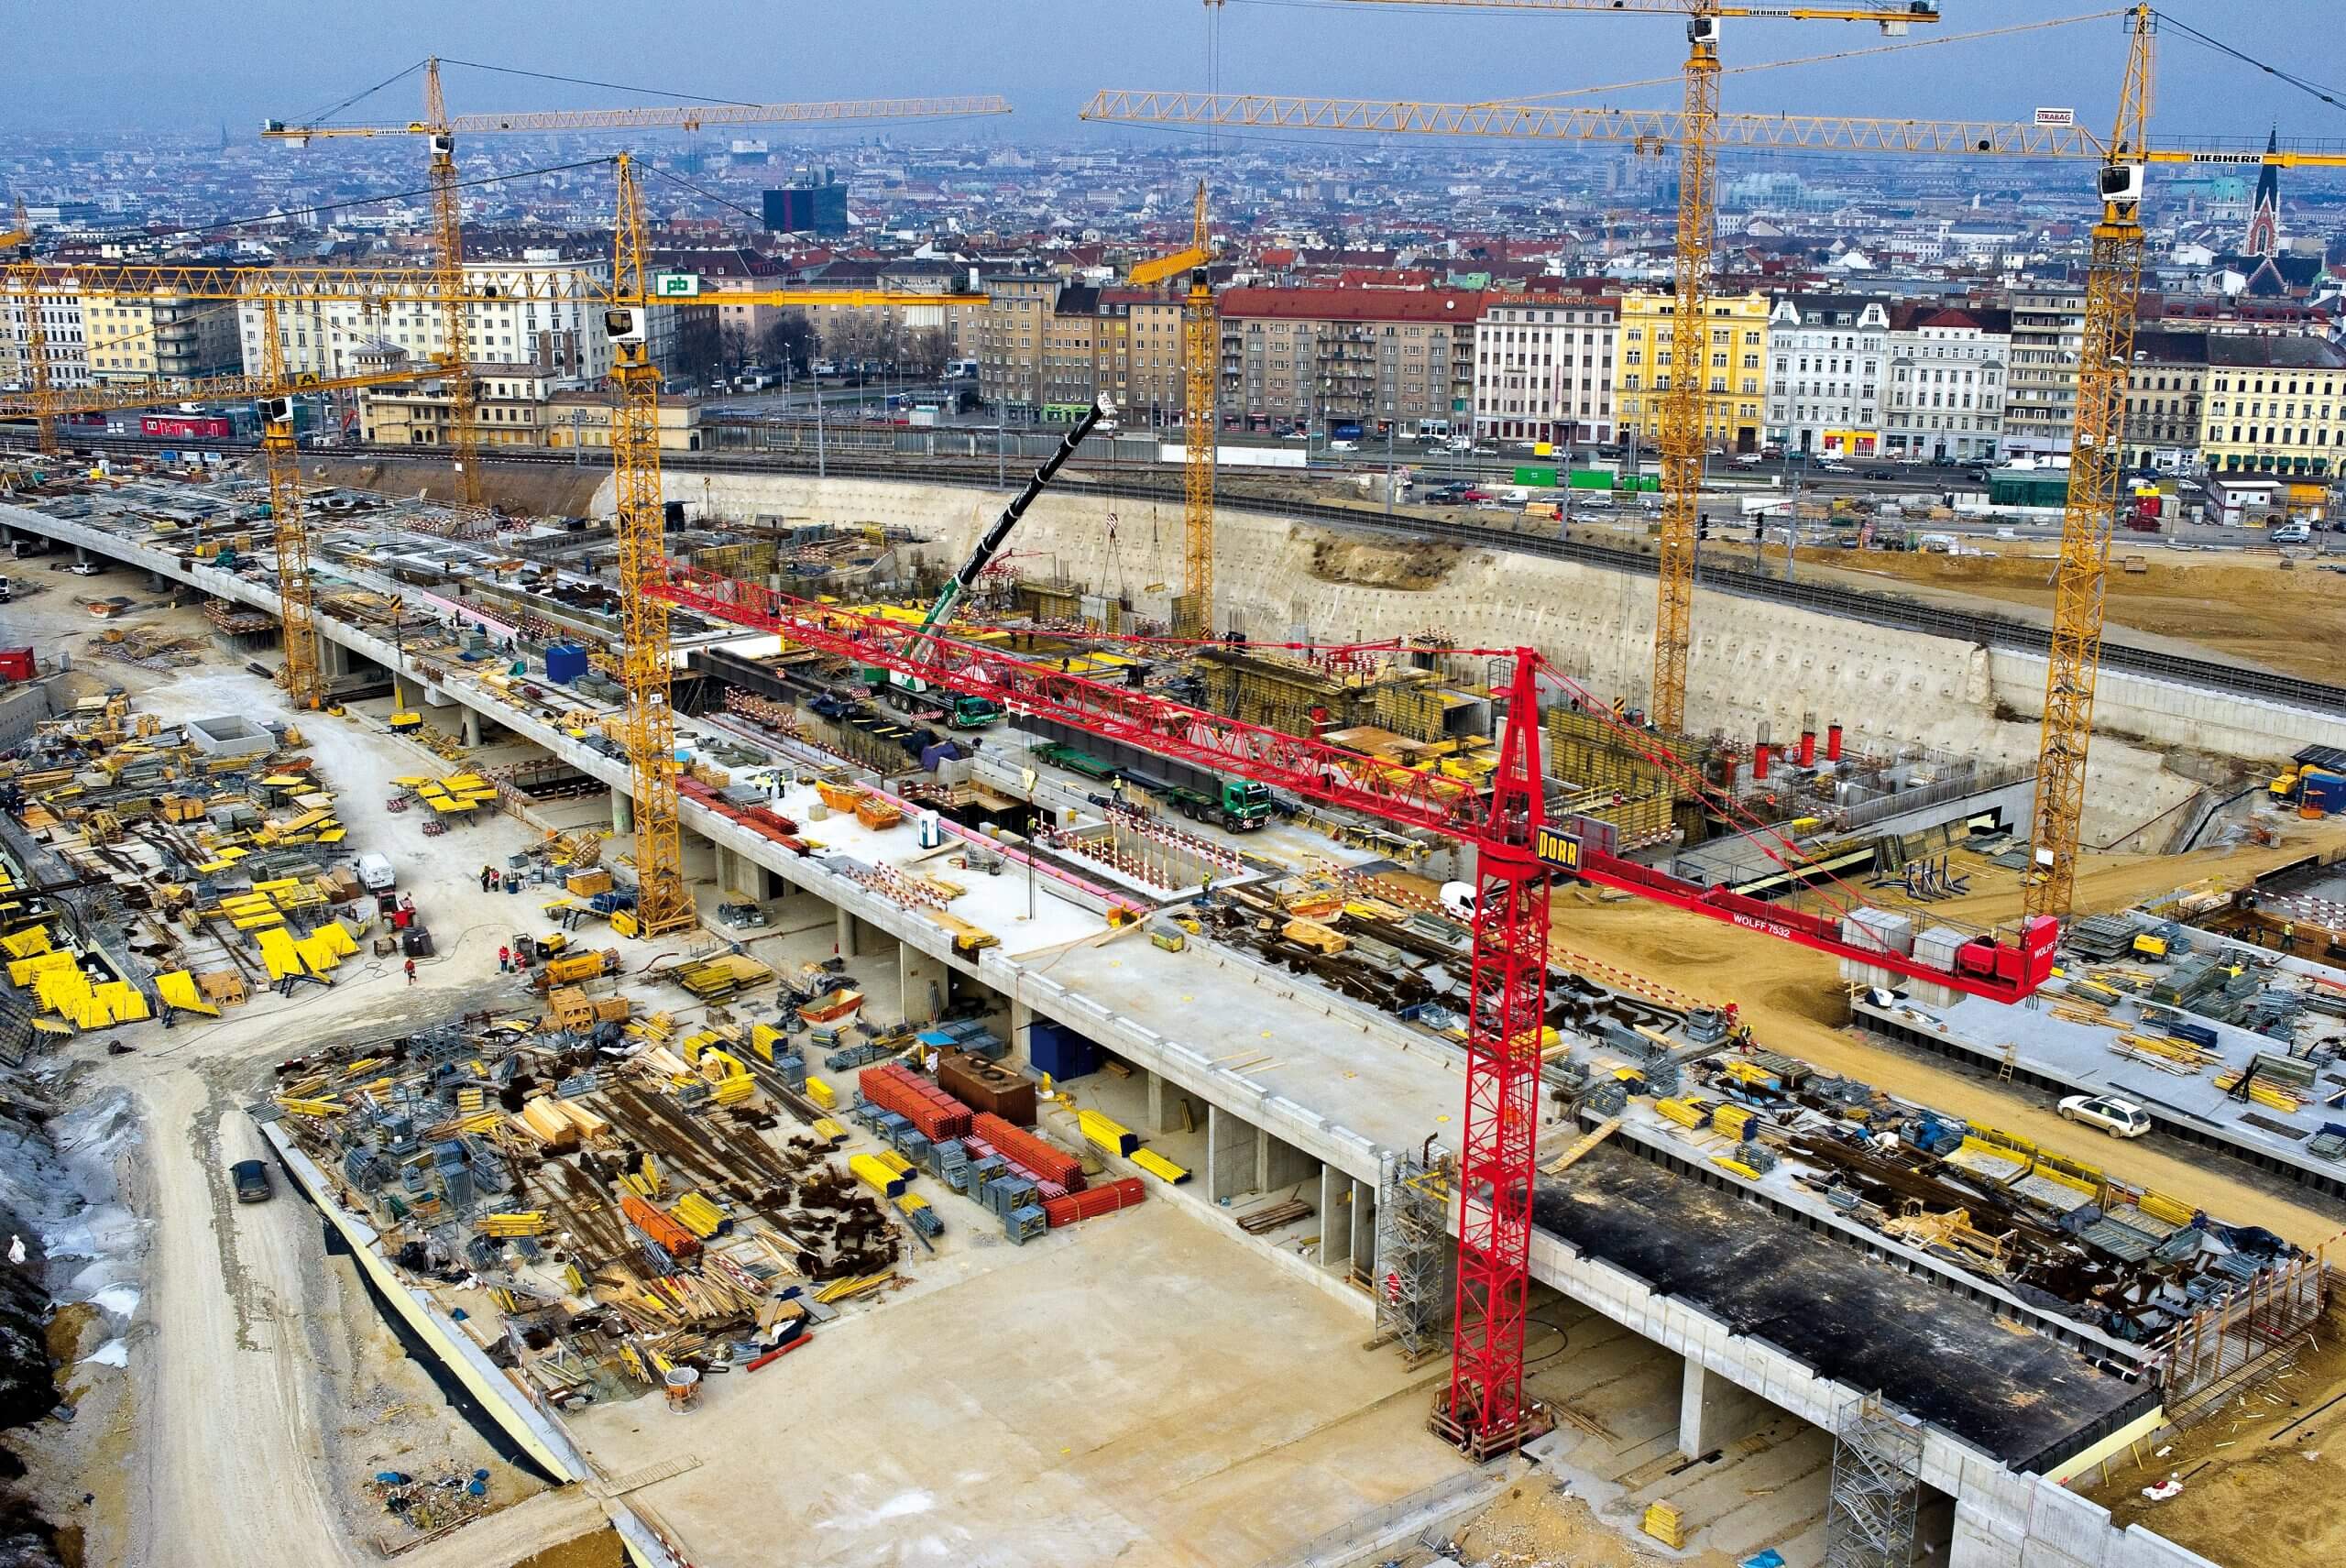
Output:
[[255, 928, 301, 981], [0, 926, 50, 960], [154, 970, 219, 1017]]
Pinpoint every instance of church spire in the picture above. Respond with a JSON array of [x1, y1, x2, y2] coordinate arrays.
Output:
[[2244, 125, 2282, 258]]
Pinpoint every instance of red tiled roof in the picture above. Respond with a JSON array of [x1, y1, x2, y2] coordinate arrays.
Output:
[[1217, 286, 1487, 323]]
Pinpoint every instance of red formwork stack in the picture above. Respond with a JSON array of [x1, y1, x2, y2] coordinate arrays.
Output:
[[1042, 1177, 1146, 1228], [972, 1113, 1082, 1190], [858, 1064, 973, 1142]]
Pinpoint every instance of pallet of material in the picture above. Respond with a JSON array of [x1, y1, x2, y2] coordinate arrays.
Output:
[[923, 910, 998, 953], [936, 1049, 1036, 1125], [1043, 1176, 1146, 1227], [857, 1063, 973, 1142], [972, 1112, 1082, 1190]]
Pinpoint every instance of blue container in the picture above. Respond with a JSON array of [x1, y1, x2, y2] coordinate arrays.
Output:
[[2301, 771, 2346, 813], [1028, 1019, 1101, 1081], [544, 642, 589, 685]]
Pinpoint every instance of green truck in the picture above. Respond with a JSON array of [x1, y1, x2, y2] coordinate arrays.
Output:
[[1123, 768, 1272, 831]]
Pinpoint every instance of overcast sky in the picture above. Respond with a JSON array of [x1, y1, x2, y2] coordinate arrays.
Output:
[[6, 1, 2340, 148]]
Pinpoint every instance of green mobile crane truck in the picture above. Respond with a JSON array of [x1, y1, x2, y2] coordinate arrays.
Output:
[[865, 395, 1115, 727]]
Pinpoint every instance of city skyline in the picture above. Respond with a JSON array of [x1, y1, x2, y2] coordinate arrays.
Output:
[[8, 0, 2344, 148]]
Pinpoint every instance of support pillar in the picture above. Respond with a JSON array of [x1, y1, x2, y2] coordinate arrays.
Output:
[[1261, 1129, 1315, 1190], [900, 941, 948, 1026], [1679, 1355, 1770, 1460], [1318, 1165, 1354, 1270], [836, 903, 858, 959], [609, 789, 634, 835], [1205, 1103, 1259, 1205], [459, 707, 480, 749], [1009, 998, 1035, 1061], [1350, 1179, 1376, 1280], [72, 544, 87, 566]]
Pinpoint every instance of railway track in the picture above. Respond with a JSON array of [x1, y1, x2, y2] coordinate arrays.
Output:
[[10, 430, 2342, 717]]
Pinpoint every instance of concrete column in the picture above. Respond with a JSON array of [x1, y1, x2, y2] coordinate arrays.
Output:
[[836, 903, 858, 959], [459, 708, 481, 749], [609, 790, 634, 835], [72, 544, 87, 566], [900, 941, 948, 1026], [1318, 1165, 1353, 1269], [1009, 998, 1035, 1062], [1350, 1179, 1376, 1280], [1145, 1069, 1165, 1134], [1678, 1354, 1770, 1460], [1205, 1103, 1259, 1205]]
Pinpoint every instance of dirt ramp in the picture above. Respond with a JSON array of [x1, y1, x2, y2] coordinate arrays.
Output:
[[312, 456, 604, 520]]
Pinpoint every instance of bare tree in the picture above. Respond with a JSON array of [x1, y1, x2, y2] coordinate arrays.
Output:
[[902, 326, 951, 380], [760, 309, 815, 371], [718, 323, 752, 375]]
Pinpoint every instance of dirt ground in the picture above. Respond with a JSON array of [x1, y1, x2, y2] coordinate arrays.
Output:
[[1547, 819, 2346, 1252], [1794, 543, 2346, 683], [1397, 1478, 1739, 1568], [2083, 1304, 2346, 1568]]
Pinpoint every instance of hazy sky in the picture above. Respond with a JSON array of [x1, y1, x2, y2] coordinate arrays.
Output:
[[6, 1, 2341, 148]]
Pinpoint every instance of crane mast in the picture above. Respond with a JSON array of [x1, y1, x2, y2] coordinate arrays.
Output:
[[606, 155, 694, 938], [1653, 9, 1720, 735], [422, 60, 483, 508], [1180, 185, 1217, 638], [255, 299, 323, 707], [2026, 5, 2154, 921]]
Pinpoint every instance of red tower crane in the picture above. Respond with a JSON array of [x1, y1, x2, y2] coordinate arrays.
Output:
[[652, 562, 2057, 1454]]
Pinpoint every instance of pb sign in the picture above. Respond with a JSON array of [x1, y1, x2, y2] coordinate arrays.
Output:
[[652, 272, 701, 299], [1534, 827, 1582, 873]]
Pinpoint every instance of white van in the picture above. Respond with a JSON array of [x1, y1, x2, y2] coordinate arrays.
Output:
[[2270, 521, 2313, 545], [355, 854, 396, 894]]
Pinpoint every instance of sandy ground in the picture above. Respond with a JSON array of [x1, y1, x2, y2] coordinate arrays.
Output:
[[1549, 820, 2346, 1251], [2083, 1303, 2346, 1568], [3, 588, 604, 1568], [1783, 543, 2346, 685]]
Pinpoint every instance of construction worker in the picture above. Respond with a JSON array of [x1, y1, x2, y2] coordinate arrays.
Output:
[[402, 958, 417, 986], [498, 945, 511, 973], [479, 863, 495, 894], [2284, 922, 2297, 953]]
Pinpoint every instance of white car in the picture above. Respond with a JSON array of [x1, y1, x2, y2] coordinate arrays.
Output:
[[1734, 453, 1763, 466], [2058, 1093, 2152, 1138]]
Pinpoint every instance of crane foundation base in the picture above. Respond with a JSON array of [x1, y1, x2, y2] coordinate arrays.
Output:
[[1428, 1396, 1553, 1463]]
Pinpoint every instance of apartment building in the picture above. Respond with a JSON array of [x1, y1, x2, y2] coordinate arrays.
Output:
[[84, 287, 240, 386], [1613, 289, 1769, 453], [2004, 285, 2086, 458], [1765, 293, 1890, 457], [2198, 334, 2346, 479], [234, 251, 627, 388], [1471, 292, 1617, 446], [0, 283, 90, 389], [358, 364, 554, 448], [2123, 331, 2210, 471], [1882, 303, 2009, 463], [976, 273, 1059, 417], [788, 258, 982, 363], [1219, 287, 1481, 438]]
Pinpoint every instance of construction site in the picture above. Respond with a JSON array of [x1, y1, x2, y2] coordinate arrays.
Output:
[[5, 10, 2346, 1568]]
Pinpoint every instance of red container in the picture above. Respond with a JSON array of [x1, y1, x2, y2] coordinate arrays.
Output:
[[973, 1112, 1082, 1190], [1043, 1177, 1146, 1227], [1798, 729, 1816, 768], [1825, 723, 1844, 762], [1752, 743, 1771, 782], [0, 648, 33, 684]]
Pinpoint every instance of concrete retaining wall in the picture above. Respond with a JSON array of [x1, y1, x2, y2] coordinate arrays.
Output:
[[629, 472, 2341, 845]]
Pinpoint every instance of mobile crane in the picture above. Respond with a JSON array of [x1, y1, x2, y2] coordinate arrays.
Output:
[[862, 394, 1116, 729]]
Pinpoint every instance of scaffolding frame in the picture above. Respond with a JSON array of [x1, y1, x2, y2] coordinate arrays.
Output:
[[1375, 1148, 1452, 1365], [1824, 1393, 1924, 1568]]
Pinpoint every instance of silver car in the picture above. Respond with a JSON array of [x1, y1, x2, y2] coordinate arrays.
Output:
[[2059, 1094, 2151, 1139]]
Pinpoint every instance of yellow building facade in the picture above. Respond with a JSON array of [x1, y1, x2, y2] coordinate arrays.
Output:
[[1611, 289, 1769, 453]]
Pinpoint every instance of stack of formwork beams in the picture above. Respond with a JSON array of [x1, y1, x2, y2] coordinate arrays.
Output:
[[857, 1064, 972, 1142], [973, 1113, 1082, 1190]]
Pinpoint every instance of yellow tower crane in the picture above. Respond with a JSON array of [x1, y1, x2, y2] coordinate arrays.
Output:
[[1126, 182, 1216, 636], [263, 63, 1012, 508], [9, 214, 980, 933], [1310, 0, 1940, 736], [597, 153, 989, 936], [1086, 13, 2344, 919]]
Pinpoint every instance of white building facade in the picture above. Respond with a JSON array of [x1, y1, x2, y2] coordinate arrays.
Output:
[[1471, 292, 1617, 446], [1765, 293, 1889, 457], [1882, 303, 2009, 463]]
